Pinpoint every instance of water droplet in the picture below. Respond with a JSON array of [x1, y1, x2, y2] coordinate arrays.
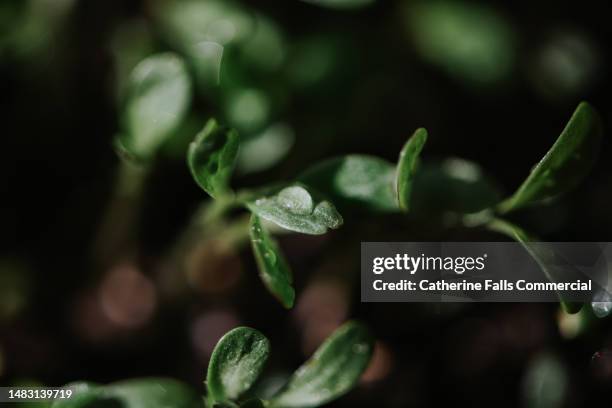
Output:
[[277, 186, 313, 215], [264, 250, 277, 265], [592, 290, 612, 318], [313, 201, 342, 228]]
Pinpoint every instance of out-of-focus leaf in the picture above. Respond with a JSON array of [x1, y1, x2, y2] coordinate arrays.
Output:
[[298, 155, 398, 212], [51, 383, 104, 408], [155, 0, 255, 49], [224, 88, 271, 133], [237, 123, 295, 175], [396, 128, 428, 211], [498, 102, 602, 213], [522, 353, 568, 408], [299, 0, 375, 10], [411, 158, 502, 214], [487, 218, 583, 314], [239, 13, 287, 72], [110, 19, 155, 101], [250, 215, 295, 309], [52, 380, 201, 408], [246, 185, 343, 235], [119, 53, 191, 162], [104, 379, 202, 408], [188, 118, 240, 199], [405, 1, 515, 84], [207, 327, 271, 403], [530, 32, 600, 101], [270, 321, 374, 408]]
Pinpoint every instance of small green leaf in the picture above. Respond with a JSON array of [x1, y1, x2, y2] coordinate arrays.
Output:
[[250, 215, 295, 309], [207, 327, 271, 404], [105, 379, 202, 408], [411, 158, 502, 214], [298, 155, 398, 212], [396, 128, 428, 211], [487, 218, 583, 314], [246, 185, 343, 235], [188, 119, 240, 199], [498, 102, 602, 213], [270, 321, 374, 408], [119, 53, 192, 161]]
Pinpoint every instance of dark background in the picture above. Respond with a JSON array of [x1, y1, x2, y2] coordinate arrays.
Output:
[[1, 0, 612, 406]]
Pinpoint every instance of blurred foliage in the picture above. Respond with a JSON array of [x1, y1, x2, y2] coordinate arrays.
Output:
[[1, 0, 612, 406]]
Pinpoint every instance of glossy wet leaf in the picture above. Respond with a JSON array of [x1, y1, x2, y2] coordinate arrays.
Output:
[[270, 321, 374, 408], [246, 185, 343, 235], [487, 218, 583, 314], [498, 102, 602, 213], [188, 118, 240, 199], [396, 128, 428, 211], [207, 327, 271, 404], [250, 215, 295, 309], [119, 53, 191, 161], [411, 158, 502, 214], [298, 155, 398, 212]]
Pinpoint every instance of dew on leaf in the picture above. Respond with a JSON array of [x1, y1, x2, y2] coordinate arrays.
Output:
[[277, 186, 314, 215]]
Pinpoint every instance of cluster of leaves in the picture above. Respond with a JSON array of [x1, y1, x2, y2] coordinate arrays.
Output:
[[112, 51, 603, 313], [185, 102, 603, 314], [52, 322, 373, 408]]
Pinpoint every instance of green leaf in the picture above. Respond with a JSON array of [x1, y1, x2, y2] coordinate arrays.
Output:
[[405, 1, 515, 85], [298, 155, 398, 212], [188, 118, 240, 199], [396, 128, 428, 211], [50, 383, 103, 408], [246, 184, 343, 235], [270, 321, 374, 408], [207, 327, 271, 404], [104, 378, 202, 408], [52, 379, 202, 408], [411, 158, 503, 214], [498, 102, 602, 213], [250, 215, 295, 308], [118, 53, 192, 161], [487, 218, 583, 314]]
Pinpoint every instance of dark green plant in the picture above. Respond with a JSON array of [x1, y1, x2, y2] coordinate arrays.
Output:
[[184, 101, 603, 314], [51, 321, 374, 408]]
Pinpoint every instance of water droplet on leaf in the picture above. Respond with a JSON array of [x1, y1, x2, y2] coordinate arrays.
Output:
[[277, 186, 313, 215]]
